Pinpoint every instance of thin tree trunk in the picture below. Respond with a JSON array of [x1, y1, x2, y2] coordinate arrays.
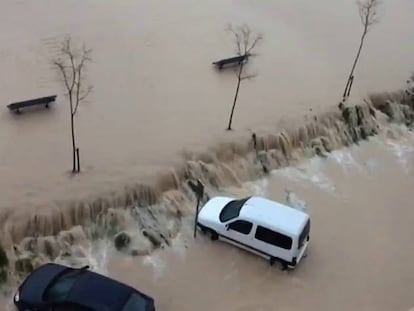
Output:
[[227, 62, 244, 131], [347, 75, 354, 98], [76, 148, 80, 172], [343, 28, 368, 99], [70, 113, 76, 173]]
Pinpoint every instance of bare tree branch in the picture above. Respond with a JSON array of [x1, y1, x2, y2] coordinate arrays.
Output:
[[358, 0, 381, 32], [58, 37, 77, 94], [241, 25, 250, 54], [53, 59, 71, 91], [73, 46, 93, 115], [77, 86, 93, 107], [226, 24, 263, 56], [247, 34, 263, 54], [226, 24, 242, 55]]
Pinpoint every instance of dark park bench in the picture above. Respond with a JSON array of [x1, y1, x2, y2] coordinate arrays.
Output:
[[212, 54, 248, 70], [7, 95, 57, 113]]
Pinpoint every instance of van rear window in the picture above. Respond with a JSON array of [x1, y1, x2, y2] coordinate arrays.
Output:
[[255, 226, 292, 250]]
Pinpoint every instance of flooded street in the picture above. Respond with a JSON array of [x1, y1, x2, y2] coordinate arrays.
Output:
[[103, 133, 414, 311], [1, 128, 414, 310]]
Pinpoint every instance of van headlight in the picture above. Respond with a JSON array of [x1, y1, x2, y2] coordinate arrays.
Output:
[[14, 290, 19, 302]]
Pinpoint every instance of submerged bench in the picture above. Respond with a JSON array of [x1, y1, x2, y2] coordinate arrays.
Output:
[[7, 95, 57, 113], [212, 54, 248, 70]]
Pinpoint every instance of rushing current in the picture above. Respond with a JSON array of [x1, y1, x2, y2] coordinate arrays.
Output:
[[3, 128, 414, 311]]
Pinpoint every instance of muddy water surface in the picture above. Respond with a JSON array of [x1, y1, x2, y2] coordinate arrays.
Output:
[[101, 133, 414, 311], [1, 0, 414, 309], [1, 132, 414, 310]]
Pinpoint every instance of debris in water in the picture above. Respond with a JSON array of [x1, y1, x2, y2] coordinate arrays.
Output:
[[0, 244, 8, 285], [114, 231, 131, 251], [14, 257, 34, 275]]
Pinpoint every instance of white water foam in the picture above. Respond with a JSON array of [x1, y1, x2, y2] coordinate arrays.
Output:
[[273, 157, 336, 193], [385, 138, 414, 173], [364, 158, 382, 175], [168, 232, 191, 259], [143, 253, 167, 280], [329, 148, 366, 175], [87, 239, 111, 275], [285, 190, 308, 214]]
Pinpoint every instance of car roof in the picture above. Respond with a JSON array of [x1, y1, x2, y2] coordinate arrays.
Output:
[[19, 263, 153, 311], [239, 196, 309, 236]]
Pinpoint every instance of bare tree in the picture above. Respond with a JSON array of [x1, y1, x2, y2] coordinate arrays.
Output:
[[342, 0, 381, 101], [226, 24, 263, 130], [53, 37, 92, 173]]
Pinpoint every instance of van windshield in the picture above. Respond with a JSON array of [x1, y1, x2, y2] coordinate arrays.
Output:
[[298, 219, 310, 249], [219, 197, 250, 222]]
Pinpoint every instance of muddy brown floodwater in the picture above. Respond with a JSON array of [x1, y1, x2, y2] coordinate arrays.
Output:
[[1, 128, 414, 310], [102, 132, 414, 311], [1, 0, 414, 310]]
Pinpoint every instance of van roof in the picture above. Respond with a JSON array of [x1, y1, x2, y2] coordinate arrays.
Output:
[[240, 196, 309, 236]]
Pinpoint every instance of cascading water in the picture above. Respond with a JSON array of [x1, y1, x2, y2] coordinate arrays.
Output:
[[0, 87, 413, 295]]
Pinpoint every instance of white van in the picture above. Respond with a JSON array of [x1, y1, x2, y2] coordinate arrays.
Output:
[[197, 196, 310, 269]]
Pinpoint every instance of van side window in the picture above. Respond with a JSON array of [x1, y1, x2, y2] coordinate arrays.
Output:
[[254, 226, 292, 250], [228, 220, 253, 234]]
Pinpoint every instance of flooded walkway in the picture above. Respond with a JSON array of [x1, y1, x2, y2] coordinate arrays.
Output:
[[104, 134, 414, 311]]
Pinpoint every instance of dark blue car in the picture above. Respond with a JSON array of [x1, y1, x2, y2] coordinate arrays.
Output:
[[13, 263, 155, 311]]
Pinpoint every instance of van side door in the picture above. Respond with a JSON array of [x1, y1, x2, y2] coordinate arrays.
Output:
[[222, 219, 254, 250], [254, 225, 293, 261]]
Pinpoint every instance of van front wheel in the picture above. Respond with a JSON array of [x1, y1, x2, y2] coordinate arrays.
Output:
[[208, 229, 218, 241], [269, 257, 288, 270], [199, 226, 207, 234]]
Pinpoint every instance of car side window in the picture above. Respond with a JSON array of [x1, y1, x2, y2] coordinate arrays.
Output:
[[51, 304, 82, 311], [44, 271, 80, 303], [254, 225, 292, 250], [122, 293, 149, 311], [228, 220, 253, 235]]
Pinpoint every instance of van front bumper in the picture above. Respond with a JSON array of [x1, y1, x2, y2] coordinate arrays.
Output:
[[296, 240, 309, 265], [289, 240, 309, 268]]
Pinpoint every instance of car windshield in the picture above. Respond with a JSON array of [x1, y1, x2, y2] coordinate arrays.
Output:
[[219, 197, 250, 222], [122, 293, 149, 311], [44, 269, 83, 303]]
